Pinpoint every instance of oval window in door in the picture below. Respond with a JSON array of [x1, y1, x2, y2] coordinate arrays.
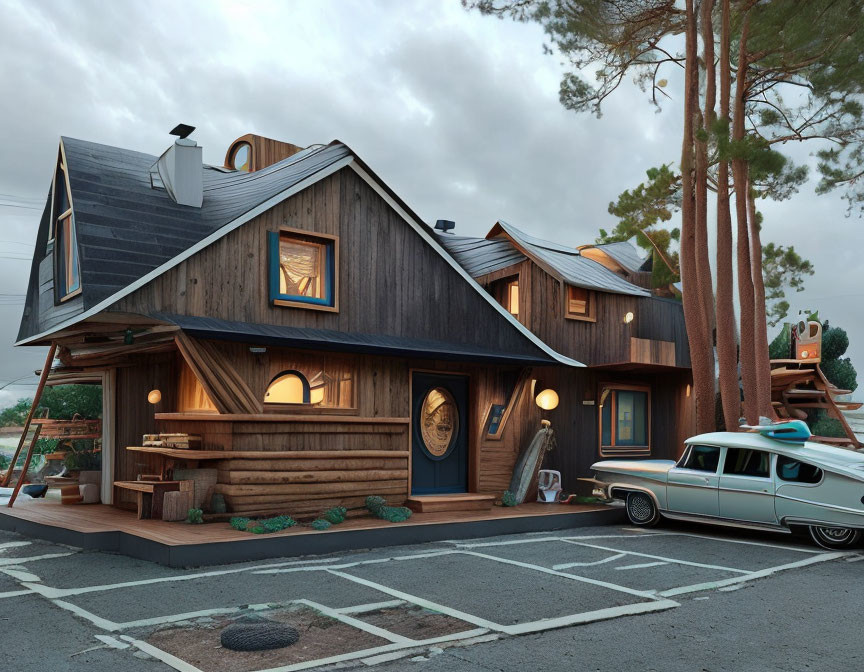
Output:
[[420, 387, 459, 459]]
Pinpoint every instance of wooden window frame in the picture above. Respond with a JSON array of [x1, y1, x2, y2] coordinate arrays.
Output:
[[51, 151, 81, 303], [268, 226, 339, 312], [229, 141, 253, 172], [485, 368, 531, 441], [598, 383, 651, 457], [565, 285, 596, 322]]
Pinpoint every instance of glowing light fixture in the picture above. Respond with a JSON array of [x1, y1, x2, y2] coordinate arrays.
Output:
[[686, 384, 691, 397], [535, 388, 559, 411], [147, 389, 162, 405], [624, 311, 635, 324]]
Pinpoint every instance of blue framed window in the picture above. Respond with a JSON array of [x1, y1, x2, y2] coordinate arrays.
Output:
[[599, 385, 650, 457], [268, 229, 337, 310]]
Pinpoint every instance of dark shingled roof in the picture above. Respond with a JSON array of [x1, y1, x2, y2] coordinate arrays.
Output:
[[434, 233, 527, 276], [64, 137, 351, 308], [17, 138, 352, 342], [155, 313, 558, 365]]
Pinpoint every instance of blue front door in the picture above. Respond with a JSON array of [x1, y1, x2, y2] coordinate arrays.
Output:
[[411, 372, 469, 495]]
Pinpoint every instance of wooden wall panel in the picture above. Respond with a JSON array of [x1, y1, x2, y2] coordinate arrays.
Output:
[[113, 354, 177, 507]]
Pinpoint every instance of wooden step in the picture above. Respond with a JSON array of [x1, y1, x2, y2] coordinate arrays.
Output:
[[405, 493, 495, 513]]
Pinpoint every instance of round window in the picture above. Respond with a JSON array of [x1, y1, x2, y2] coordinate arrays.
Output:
[[420, 387, 459, 459], [231, 142, 251, 172]]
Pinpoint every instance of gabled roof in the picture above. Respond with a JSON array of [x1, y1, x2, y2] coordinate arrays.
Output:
[[486, 221, 651, 297], [590, 240, 650, 274], [433, 233, 527, 277], [18, 136, 583, 367]]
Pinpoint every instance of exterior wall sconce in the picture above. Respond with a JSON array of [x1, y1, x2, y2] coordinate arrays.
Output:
[[535, 388, 559, 411], [624, 311, 634, 324], [147, 389, 162, 404], [686, 384, 691, 397]]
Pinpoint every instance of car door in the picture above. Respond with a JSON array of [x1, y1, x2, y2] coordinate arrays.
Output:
[[718, 447, 777, 524], [666, 444, 722, 517]]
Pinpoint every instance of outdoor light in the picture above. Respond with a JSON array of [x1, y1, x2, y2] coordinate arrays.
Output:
[[624, 311, 634, 324], [147, 389, 162, 404], [686, 384, 691, 397], [535, 388, 559, 411]]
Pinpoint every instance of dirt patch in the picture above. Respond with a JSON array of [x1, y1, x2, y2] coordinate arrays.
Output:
[[145, 606, 388, 672], [360, 605, 474, 639]]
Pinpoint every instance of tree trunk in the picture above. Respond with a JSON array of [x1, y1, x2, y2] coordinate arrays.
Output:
[[715, 0, 740, 430], [680, 0, 714, 433], [695, 0, 717, 425], [748, 190, 776, 418], [731, 13, 759, 424]]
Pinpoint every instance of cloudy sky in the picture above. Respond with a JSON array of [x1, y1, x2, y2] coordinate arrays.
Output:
[[0, 0, 861, 407]]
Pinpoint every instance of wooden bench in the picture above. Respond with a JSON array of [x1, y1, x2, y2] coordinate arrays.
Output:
[[114, 480, 193, 520]]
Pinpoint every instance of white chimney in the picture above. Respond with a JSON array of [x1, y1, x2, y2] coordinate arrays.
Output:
[[153, 124, 203, 208]]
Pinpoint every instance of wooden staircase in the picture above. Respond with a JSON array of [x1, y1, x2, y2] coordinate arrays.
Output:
[[405, 493, 495, 513]]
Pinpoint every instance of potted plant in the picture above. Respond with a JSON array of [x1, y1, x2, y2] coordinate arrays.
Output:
[[63, 441, 101, 484]]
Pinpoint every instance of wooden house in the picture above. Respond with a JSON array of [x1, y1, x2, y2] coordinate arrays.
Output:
[[11, 128, 693, 527], [437, 221, 695, 480]]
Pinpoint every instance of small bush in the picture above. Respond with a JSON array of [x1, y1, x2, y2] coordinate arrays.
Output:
[[309, 519, 332, 531], [811, 414, 847, 439], [186, 508, 204, 524], [501, 491, 517, 507], [230, 517, 251, 531], [365, 495, 412, 523], [230, 514, 296, 534], [322, 507, 347, 524]]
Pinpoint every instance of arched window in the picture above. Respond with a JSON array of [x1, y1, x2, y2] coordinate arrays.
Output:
[[230, 142, 252, 172], [264, 370, 310, 404]]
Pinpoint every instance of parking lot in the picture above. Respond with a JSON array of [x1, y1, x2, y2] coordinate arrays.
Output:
[[1, 522, 861, 672]]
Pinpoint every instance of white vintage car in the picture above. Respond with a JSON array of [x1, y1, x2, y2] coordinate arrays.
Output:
[[588, 421, 864, 549]]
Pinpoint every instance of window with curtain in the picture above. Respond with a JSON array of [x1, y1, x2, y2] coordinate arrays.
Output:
[[264, 358, 355, 409], [268, 229, 337, 309], [599, 385, 650, 456]]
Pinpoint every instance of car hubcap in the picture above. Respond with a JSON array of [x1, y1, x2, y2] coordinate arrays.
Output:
[[817, 527, 854, 542], [630, 496, 652, 521]]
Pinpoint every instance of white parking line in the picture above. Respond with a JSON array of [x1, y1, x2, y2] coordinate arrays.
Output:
[[659, 551, 850, 597], [0, 552, 75, 566], [0, 541, 32, 552], [615, 561, 668, 571], [561, 540, 753, 574], [1, 567, 41, 582], [553, 553, 627, 570]]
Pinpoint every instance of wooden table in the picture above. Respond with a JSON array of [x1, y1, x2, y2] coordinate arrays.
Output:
[[114, 480, 192, 520]]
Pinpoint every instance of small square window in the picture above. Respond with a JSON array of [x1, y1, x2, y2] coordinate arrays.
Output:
[[268, 229, 338, 310], [566, 285, 595, 321]]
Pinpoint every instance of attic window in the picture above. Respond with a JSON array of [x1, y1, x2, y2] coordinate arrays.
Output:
[[51, 155, 81, 302], [268, 228, 338, 311], [265, 371, 310, 404], [230, 142, 252, 172], [489, 275, 520, 318], [566, 285, 595, 322]]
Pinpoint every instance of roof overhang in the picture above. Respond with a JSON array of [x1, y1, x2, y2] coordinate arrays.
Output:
[[154, 313, 560, 365]]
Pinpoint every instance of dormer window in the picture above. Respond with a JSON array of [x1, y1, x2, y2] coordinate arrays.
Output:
[[51, 154, 81, 302], [268, 228, 338, 311], [230, 142, 252, 172]]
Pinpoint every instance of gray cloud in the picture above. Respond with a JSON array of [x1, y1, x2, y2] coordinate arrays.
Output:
[[0, 0, 860, 407]]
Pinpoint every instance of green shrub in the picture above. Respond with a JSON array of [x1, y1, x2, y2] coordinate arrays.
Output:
[[501, 491, 517, 507], [810, 414, 847, 438], [322, 507, 347, 524], [309, 519, 332, 531], [365, 495, 412, 523], [186, 508, 204, 524], [230, 514, 295, 534]]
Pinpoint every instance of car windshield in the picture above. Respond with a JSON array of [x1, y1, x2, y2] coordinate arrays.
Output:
[[681, 445, 721, 472]]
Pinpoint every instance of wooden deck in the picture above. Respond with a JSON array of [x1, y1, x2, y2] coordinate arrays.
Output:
[[0, 498, 622, 567]]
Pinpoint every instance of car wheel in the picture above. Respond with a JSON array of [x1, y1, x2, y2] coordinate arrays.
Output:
[[809, 525, 862, 549], [625, 491, 659, 527]]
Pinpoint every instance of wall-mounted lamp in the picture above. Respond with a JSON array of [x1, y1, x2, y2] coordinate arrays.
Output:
[[624, 311, 635, 324], [535, 388, 559, 411], [686, 384, 691, 397], [147, 389, 162, 405]]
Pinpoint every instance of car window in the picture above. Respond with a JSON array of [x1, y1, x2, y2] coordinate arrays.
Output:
[[680, 445, 721, 473], [776, 455, 823, 484], [723, 448, 770, 478]]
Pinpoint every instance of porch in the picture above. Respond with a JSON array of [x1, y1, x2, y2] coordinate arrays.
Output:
[[0, 497, 621, 567]]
